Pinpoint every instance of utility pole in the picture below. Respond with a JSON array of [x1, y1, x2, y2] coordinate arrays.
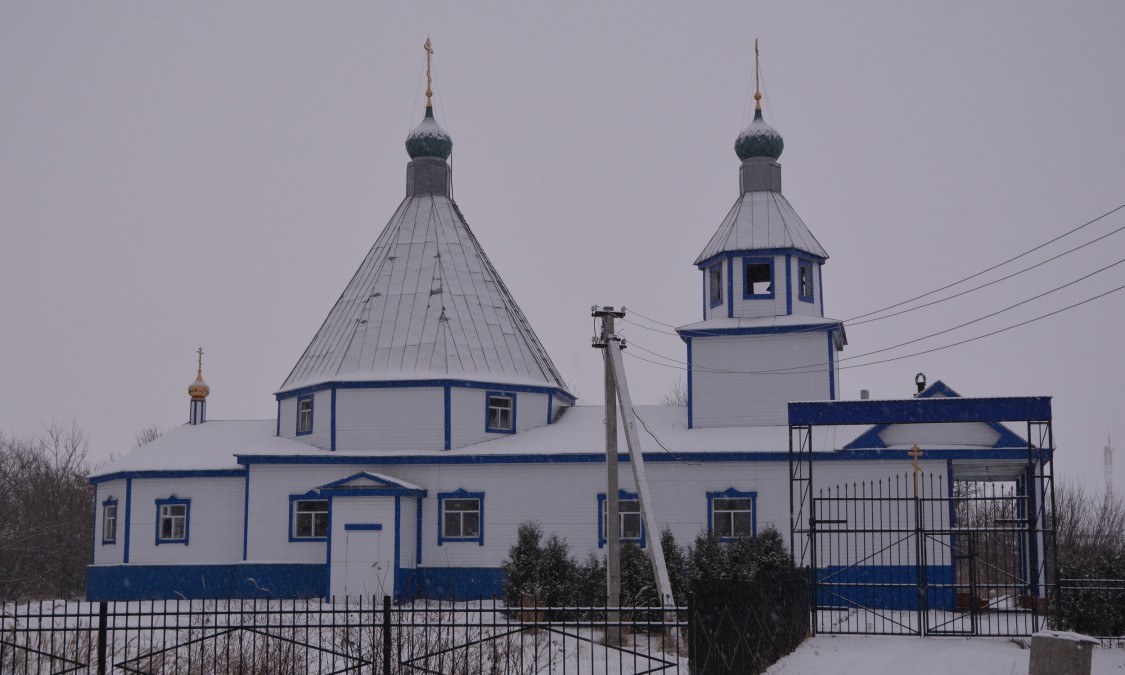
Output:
[[592, 306, 624, 612]]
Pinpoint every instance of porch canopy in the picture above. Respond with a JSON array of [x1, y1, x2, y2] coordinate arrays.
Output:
[[788, 396, 1052, 427]]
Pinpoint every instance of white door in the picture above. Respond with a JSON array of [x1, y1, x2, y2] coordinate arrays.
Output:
[[341, 527, 391, 602]]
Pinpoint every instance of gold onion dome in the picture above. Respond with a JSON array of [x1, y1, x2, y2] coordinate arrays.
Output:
[[188, 348, 210, 401]]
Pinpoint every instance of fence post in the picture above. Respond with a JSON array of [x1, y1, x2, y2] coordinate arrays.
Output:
[[97, 601, 108, 675], [382, 595, 392, 675]]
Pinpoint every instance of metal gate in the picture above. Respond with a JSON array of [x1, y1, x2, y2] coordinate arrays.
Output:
[[809, 472, 1050, 636]]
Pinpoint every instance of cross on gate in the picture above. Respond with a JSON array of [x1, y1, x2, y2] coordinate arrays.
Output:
[[910, 444, 923, 496]]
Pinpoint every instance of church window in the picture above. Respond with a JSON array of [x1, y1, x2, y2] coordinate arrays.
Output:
[[438, 489, 484, 545], [102, 497, 118, 544], [744, 259, 773, 298], [155, 496, 190, 545], [708, 489, 756, 540], [708, 264, 723, 307], [598, 491, 645, 547], [291, 498, 328, 540], [798, 260, 814, 303], [486, 393, 515, 433], [296, 396, 314, 435]]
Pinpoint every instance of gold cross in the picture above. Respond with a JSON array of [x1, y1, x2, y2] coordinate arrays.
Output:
[[424, 37, 434, 107], [196, 347, 204, 376], [910, 444, 923, 495], [754, 38, 762, 110]]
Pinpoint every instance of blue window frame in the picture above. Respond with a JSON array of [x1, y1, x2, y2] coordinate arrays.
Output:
[[598, 490, 646, 548], [102, 497, 118, 545], [485, 392, 516, 434], [707, 488, 757, 540], [798, 259, 814, 303], [296, 396, 314, 436], [743, 257, 774, 299], [708, 264, 723, 308], [438, 489, 484, 545], [289, 491, 329, 542], [155, 496, 190, 545]]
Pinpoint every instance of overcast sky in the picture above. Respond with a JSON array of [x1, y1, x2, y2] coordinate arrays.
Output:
[[2, 2, 1123, 495]]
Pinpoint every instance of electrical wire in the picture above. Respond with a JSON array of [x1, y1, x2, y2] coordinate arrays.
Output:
[[631, 407, 702, 466]]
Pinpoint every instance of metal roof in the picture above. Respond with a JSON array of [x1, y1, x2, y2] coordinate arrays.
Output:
[[694, 190, 828, 265], [280, 194, 568, 394]]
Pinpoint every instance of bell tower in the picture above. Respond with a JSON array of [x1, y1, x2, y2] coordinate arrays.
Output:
[[678, 42, 846, 428]]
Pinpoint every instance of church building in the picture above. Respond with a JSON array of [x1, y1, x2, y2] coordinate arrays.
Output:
[[86, 55, 1042, 603]]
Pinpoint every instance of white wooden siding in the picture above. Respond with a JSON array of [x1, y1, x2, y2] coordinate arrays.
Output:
[[279, 397, 297, 439], [328, 496, 397, 600], [692, 333, 832, 427], [335, 388, 443, 451], [126, 477, 245, 565], [399, 496, 419, 569]]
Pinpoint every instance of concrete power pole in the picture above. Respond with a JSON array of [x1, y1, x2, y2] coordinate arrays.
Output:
[[592, 306, 623, 611]]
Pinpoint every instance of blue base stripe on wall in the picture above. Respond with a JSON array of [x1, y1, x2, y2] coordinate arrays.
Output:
[[86, 564, 326, 601]]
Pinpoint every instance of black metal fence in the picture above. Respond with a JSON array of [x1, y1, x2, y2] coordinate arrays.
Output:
[[1, 597, 688, 674]]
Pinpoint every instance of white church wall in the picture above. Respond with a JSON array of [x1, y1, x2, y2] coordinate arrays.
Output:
[[335, 388, 443, 451], [399, 496, 419, 570], [692, 332, 832, 427], [728, 254, 790, 319], [245, 465, 329, 564], [127, 476, 245, 565], [93, 480, 126, 565], [450, 389, 550, 448]]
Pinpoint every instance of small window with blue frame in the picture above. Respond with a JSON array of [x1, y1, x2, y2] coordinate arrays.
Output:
[[599, 492, 644, 547], [744, 259, 773, 298], [291, 498, 328, 540], [798, 259, 814, 303], [439, 489, 484, 545], [296, 396, 313, 435], [155, 497, 190, 545], [708, 264, 723, 307], [709, 489, 756, 540], [486, 393, 515, 433], [102, 497, 118, 544]]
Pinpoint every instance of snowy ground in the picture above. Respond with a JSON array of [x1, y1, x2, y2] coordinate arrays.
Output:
[[765, 635, 1125, 674]]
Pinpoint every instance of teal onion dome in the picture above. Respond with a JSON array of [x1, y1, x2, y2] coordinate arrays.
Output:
[[405, 106, 453, 160], [735, 108, 784, 161]]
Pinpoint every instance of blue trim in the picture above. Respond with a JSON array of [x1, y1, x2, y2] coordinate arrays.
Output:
[[330, 388, 337, 450], [123, 479, 132, 563], [842, 380, 1032, 449], [90, 469, 246, 485], [415, 498, 423, 564], [686, 337, 693, 429], [741, 256, 776, 300], [343, 523, 383, 532], [414, 567, 504, 601], [706, 488, 757, 540], [818, 263, 825, 315], [697, 247, 827, 270], [677, 322, 841, 339], [790, 396, 1052, 426], [101, 496, 118, 545], [276, 378, 576, 405], [702, 269, 706, 320], [798, 259, 814, 303], [324, 495, 333, 599], [726, 255, 734, 318], [438, 488, 485, 546], [276, 399, 280, 437], [393, 496, 402, 596], [296, 394, 314, 436], [90, 491, 97, 560], [707, 263, 723, 309], [485, 391, 517, 434], [547, 393, 553, 424], [598, 490, 646, 548], [86, 563, 326, 601], [444, 385, 452, 449], [318, 471, 427, 496], [322, 487, 426, 498], [289, 491, 329, 542], [242, 472, 250, 560], [239, 447, 1040, 466], [827, 329, 836, 400], [154, 495, 190, 546], [785, 254, 793, 315], [947, 458, 957, 568]]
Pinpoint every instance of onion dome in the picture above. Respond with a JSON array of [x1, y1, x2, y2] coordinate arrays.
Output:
[[188, 348, 210, 401], [405, 106, 453, 160], [735, 108, 784, 161]]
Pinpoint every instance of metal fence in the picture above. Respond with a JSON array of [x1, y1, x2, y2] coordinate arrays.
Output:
[[1, 597, 688, 674]]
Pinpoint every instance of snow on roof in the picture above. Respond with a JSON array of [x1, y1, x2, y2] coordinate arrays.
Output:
[[279, 194, 569, 396], [677, 314, 844, 333], [694, 190, 828, 265], [88, 420, 308, 477]]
